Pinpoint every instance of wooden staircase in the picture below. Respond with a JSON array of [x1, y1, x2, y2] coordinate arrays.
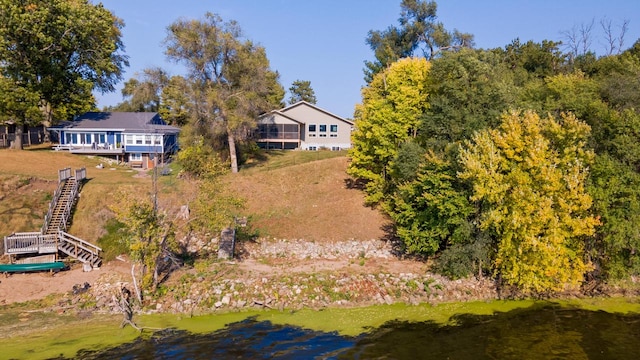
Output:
[[4, 168, 102, 267], [43, 176, 77, 235], [57, 231, 102, 268]]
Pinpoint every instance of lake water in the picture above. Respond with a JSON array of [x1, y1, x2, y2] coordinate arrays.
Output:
[[69, 303, 640, 359]]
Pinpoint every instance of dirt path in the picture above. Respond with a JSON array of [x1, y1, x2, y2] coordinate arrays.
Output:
[[236, 257, 428, 276]]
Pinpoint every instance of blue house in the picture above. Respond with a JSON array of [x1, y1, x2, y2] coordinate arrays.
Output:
[[49, 112, 179, 169]]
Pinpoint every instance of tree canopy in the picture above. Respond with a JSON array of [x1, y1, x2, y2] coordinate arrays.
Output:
[[348, 57, 430, 203], [114, 67, 169, 113], [164, 12, 284, 173], [0, 0, 128, 148], [288, 80, 317, 105], [364, 0, 473, 82], [459, 111, 598, 294], [350, 1, 640, 293]]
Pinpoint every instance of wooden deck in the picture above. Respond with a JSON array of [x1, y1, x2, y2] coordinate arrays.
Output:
[[3, 167, 102, 267], [53, 143, 125, 155], [4, 233, 58, 255]]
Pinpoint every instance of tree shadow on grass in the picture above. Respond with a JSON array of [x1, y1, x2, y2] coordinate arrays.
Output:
[[239, 150, 286, 171]]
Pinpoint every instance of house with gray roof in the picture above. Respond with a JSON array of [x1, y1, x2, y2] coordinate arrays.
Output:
[[49, 112, 179, 169], [256, 101, 353, 150]]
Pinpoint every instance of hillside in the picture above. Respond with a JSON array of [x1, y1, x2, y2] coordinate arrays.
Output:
[[0, 148, 389, 245], [227, 155, 389, 242], [0, 148, 151, 242], [2, 148, 443, 310]]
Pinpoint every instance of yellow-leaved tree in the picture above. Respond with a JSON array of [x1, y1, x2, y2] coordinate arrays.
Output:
[[111, 192, 179, 299], [459, 111, 599, 294], [348, 57, 430, 203]]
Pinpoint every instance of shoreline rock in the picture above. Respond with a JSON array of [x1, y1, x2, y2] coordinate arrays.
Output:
[[53, 237, 639, 315]]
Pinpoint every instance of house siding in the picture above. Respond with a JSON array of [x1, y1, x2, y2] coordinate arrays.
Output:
[[256, 102, 353, 151], [282, 104, 352, 150], [49, 112, 179, 169]]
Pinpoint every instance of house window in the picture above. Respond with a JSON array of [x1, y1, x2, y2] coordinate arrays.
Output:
[[130, 153, 142, 161], [135, 135, 143, 145], [154, 135, 162, 145], [330, 134, 338, 137], [308, 146, 317, 151], [145, 135, 152, 145], [330, 125, 338, 132], [125, 135, 133, 145], [308, 124, 316, 132], [319, 134, 327, 137], [99, 134, 106, 143], [309, 133, 316, 137], [319, 125, 327, 132], [332, 146, 341, 151]]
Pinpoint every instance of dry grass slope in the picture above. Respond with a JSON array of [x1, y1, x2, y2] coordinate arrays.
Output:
[[0, 148, 151, 240], [1, 148, 388, 245], [227, 156, 389, 242]]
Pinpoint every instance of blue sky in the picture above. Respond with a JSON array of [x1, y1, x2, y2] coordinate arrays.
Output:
[[95, 0, 640, 119]]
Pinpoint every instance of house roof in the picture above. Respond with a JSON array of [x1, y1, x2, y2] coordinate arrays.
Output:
[[50, 112, 180, 134], [258, 109, 304, 124], [279, 101, 354, 125]]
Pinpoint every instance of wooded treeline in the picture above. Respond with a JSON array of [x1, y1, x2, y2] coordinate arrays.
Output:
[[349, 0, 640, 295]]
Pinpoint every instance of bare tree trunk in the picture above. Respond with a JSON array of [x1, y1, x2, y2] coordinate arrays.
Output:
[[131, 264, 143, 303], [228, 130, 239, 173], [40, 101, 53, 143], [13, 124, 24, 150]]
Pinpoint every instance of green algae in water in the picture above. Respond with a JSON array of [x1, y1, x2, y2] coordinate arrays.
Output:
[[52, 301, 640, 359], [258, 299, 538, 336], [2, 317, 138, 360], [3, 297, 640, 359]]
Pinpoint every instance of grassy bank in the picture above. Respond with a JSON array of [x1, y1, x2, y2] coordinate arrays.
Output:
[[2, 297, 640, 359]]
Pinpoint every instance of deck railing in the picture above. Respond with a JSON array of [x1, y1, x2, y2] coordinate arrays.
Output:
[[4, 232, 58, 255], [75, 168, 86, 181], [58, 231, 102, 264], [58, 167, 72, 182], [4, 231, 101, 264], [41, 168, 85, 233], [41, 180, 65, 233]]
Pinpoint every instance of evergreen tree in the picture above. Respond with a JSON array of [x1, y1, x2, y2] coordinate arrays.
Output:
[[288, 80, 317, 105]]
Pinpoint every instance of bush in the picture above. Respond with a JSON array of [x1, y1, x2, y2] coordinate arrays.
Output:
[[97, 218, 130, 261], [432, 244, 476, 279], [432, 237, 491, 280]]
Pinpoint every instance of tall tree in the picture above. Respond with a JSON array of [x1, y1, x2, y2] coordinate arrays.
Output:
[[111, 193, 179, 294], [0, 0, 128, 149], [288, 79, 317, 105], [348, 57, 430, 203], [159, 75, 191, 126], [459, 111, 598, 294], [165, 12, 284, 173], [364, 0, 473, 82], [116, 67, 169, 112], [419, 49, 516, 151]]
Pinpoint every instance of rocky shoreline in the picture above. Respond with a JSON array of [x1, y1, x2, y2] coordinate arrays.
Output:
[[61, 238, 500, 315], [49, 237, 640, 317]]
